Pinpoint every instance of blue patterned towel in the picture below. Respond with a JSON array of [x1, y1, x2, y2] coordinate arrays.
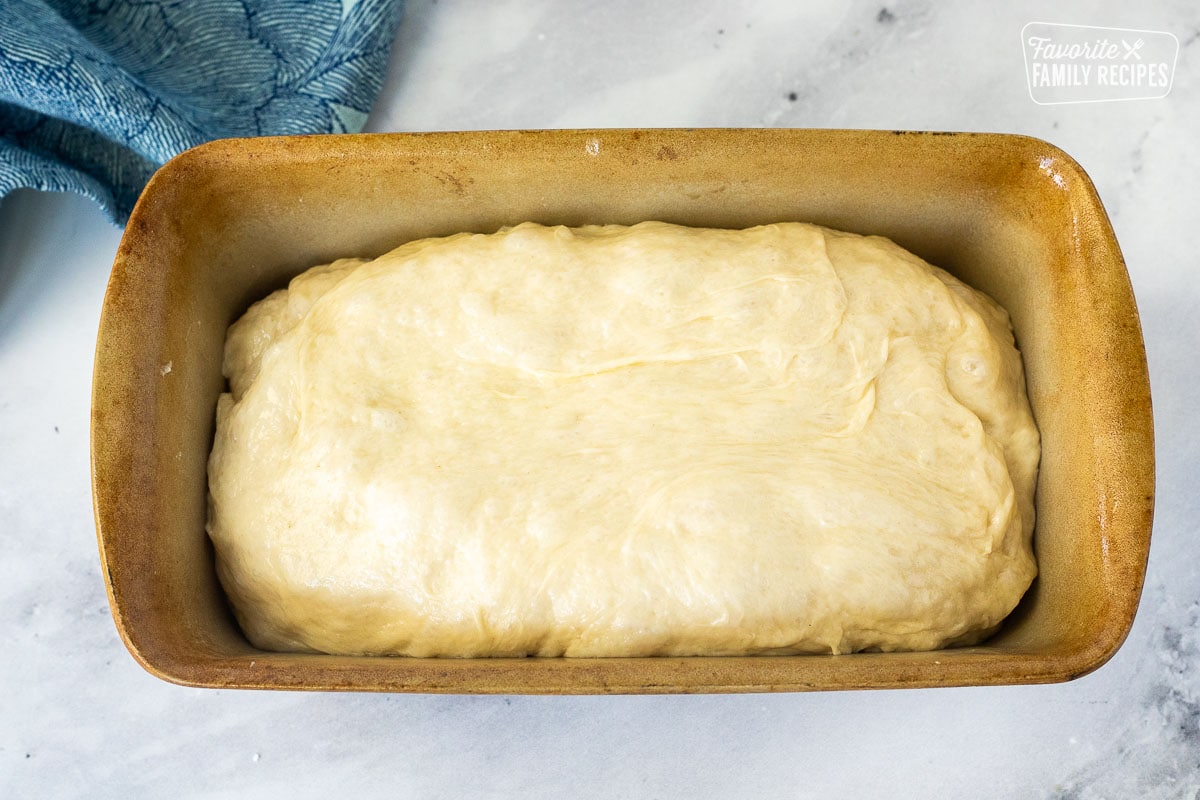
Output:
[[0, 0, 405, 224]]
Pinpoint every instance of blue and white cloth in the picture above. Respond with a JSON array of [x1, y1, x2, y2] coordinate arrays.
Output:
[[0, 0, 405, 224]]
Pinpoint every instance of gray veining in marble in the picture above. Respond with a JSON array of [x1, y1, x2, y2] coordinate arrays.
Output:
[[2, 0, 1198, 796]]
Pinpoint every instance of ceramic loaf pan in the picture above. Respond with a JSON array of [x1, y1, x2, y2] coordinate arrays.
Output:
[[91, 129, 1154, 693]]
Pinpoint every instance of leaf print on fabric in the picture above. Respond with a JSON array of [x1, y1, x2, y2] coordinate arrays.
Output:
[[0, 0, 405, 224]]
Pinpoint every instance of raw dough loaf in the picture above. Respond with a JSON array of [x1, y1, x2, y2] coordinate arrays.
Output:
[[207, 221, 1040, 657]]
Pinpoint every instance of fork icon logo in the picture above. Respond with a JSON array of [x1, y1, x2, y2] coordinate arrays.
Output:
[[1122, 39, 1144, 60]]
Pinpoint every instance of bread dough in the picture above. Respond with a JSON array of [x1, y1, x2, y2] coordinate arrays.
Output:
[[207, 221, 1039, 657]]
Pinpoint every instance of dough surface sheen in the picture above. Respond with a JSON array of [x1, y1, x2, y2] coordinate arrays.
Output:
[[207, 221, 1040, 657]]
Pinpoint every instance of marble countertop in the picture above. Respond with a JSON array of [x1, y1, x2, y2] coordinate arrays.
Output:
[[2, 0, 1196, 796]]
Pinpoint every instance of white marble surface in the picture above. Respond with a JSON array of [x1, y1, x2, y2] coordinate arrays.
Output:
[[2, 0, 1197, 796]]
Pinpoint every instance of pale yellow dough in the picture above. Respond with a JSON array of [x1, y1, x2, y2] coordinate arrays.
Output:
[[207, 221, 1040, 657]]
